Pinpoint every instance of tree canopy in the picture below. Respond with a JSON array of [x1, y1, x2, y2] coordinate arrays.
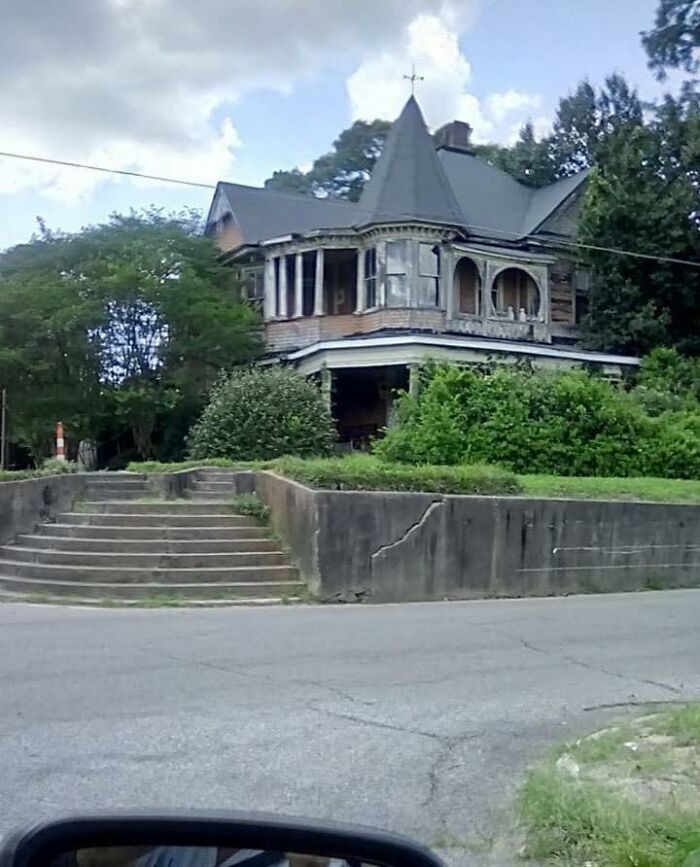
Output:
[[0, 210, 261, 464], [265, 119, 391, 201], [643, 0, 700, 80]]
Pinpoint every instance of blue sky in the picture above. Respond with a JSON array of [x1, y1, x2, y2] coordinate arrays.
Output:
[[0, 0, 668, 250]]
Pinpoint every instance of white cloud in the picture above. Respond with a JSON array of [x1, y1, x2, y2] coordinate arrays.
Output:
[[347, 12, 495, 143], [346, 11, 549, 147], [488, 90, 542, 122], [0, 0, 459, 201]]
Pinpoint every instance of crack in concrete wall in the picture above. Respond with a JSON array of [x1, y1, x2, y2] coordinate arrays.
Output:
[[369, 498, 444, 564]]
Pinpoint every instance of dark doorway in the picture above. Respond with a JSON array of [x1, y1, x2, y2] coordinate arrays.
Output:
[[323, 249, 357, 315]]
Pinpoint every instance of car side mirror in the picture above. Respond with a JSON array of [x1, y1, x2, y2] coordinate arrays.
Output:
[[0, 813, 444, 867]]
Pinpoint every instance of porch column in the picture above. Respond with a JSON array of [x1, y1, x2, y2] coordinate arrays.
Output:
[[314, 248, 325, 316], [408, 363, 420, 398], [354, 248, 365, 314], [263, 257, 275, 320], [294, 252, 303, 318], [320, 364, 332, 411], [443, 247, 455, 321], [278, 254, 288, 319]]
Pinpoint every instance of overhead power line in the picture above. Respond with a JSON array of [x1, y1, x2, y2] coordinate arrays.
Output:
[[0, 150, 216, 190], [2, 148, 700, 270]]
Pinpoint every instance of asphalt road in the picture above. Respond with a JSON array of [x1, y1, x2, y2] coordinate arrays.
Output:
[[1, 591, 699, 864]]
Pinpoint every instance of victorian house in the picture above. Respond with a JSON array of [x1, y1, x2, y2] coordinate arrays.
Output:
[[205, 96, 638, 444]]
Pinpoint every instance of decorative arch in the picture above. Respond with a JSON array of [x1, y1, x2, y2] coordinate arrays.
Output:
[[454, 256, 482, 315], [490, 266, 541, 319]]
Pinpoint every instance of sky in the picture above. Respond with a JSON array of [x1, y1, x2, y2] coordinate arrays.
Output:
[[0, 0, 674, 250]]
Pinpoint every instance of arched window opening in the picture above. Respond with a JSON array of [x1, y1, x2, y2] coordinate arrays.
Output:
[[455, 257, 481, 315], [491, 268, 540, 319]]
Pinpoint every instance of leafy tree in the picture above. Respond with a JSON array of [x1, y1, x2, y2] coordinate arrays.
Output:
[[187, 368, 336, 460], [0, 210, 262, 463], [265, 119, 391, 201], [578, 119, 700, 355], [642, 0, 700, 80], [550, 75, 644, 176]]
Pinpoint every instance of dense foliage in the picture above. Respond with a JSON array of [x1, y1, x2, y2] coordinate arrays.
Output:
[[0, 210, 261, 464], [265, 120, 391, 201], [374, 360, 700, 480], [187, 368, 336, 461]]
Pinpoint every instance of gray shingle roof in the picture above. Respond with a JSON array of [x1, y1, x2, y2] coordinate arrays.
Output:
[[217, 182, 356, 245], [356, 96, 464, 227], [213, 98, 588, 247]]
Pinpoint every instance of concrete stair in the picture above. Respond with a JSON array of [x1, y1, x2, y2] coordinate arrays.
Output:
[[0, 474, 302, 605], [186, 468, 244, 500]]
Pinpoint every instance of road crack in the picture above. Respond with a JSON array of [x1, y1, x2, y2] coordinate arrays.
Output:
[[520, 639, 682, 695]]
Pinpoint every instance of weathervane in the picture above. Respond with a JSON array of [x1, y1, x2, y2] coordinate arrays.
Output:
[[403, 64, 424, 95]]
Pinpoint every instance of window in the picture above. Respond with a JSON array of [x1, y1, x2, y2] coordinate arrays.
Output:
[[455, 257, 481, 315], [364, 247, 377, 308], [386, 240, 409, 306], [241, 266, 264, 310], [491, 268, 540, 319], [417, 243, 440, 307]]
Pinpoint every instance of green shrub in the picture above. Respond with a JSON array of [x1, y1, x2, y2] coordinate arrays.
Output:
[[375, 363, 697, 479], [273, 454, 522, 495], [642, 412, 700, 480], [187, 368, 336, 461], [40, 458, 78, 475], [229, 493, 270, 523]]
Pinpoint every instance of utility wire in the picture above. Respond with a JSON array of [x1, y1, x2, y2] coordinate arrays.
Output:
[[0, 150, 216, 190], [2, 147, 700, 270]]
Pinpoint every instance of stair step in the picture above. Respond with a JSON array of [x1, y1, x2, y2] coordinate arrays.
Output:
[[189, 481, 235, 490], [77, 501, 236, 515], [55, 513, 256, 527], [183, 491, 239, 501], [0, 574, 299, 600], [84, 491, 148, 498], [0, 559, 298, 584], [35, 523, 268, 540], [17, 535, 277, 553], [0, 546, 287, 569], [85, 480, 148, 490]]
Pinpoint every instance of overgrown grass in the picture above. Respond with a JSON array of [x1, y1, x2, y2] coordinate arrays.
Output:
[[652, 704, 700, 746], [520, 473, 700, 504], [0, 459, 79, 483], [230, 493, 270, 523], [519, 766, 700, 867], [127, 458, 269, 473], [519, 704, 700, 867], [125, 454, 700, 501], [273, 454, 523, 495]]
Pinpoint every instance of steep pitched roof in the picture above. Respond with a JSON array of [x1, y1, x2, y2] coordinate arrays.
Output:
[[208, 97, 589, 248], [357, 96, 464, 227], [214, 182, 357, 245], [437, 149, 590, 241]]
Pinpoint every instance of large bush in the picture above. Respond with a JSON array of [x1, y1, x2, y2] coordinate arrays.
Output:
[[375, 363, 699, 479], [187, 368, 335, 461]]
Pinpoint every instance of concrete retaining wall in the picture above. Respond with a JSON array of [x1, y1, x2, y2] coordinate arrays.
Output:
[[0, 474, 89, 545], [251, 474, 700, 602]]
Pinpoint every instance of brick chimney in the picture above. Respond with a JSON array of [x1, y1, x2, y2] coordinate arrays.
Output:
[[434, 120, 473, 153]]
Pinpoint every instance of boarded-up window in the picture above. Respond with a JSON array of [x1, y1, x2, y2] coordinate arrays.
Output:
[[491, 268, 540, 318]]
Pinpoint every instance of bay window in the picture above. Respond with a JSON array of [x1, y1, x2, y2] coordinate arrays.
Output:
[[386, 240, 409, 306], [417, 243, 440, 307]]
